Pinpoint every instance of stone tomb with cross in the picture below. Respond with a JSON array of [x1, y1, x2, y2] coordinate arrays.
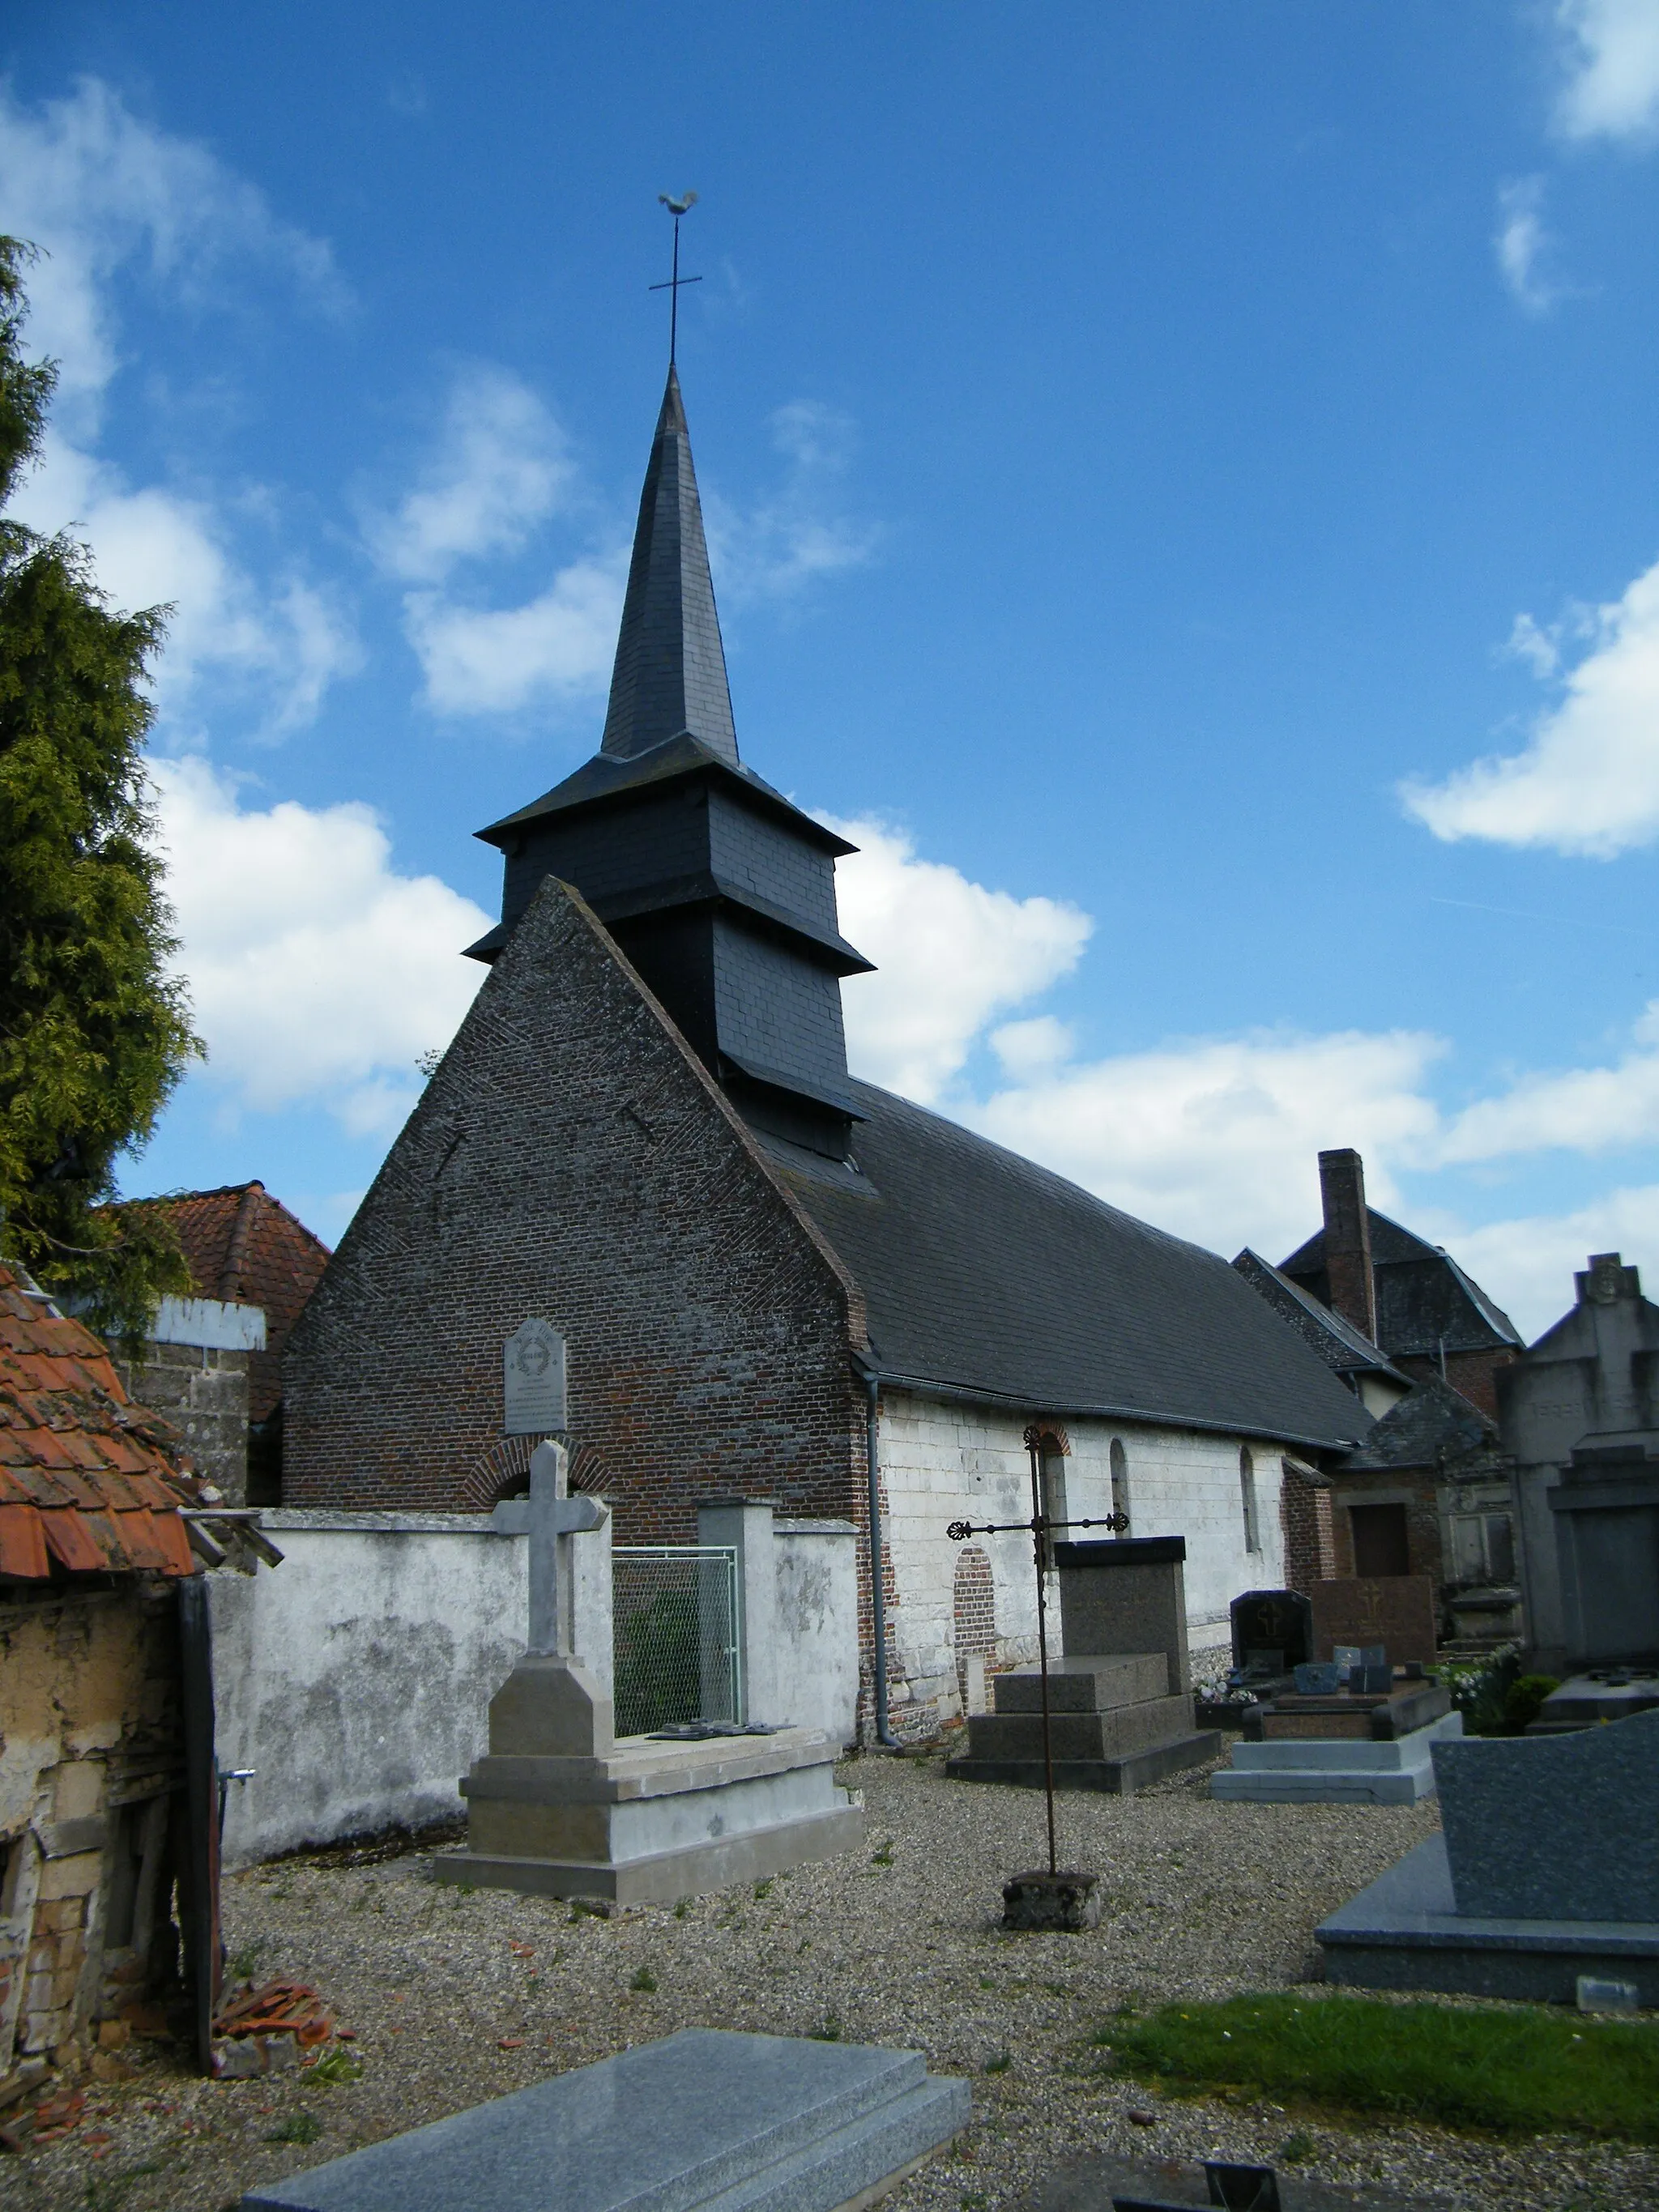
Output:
[[433, 1440, 863, 1903]]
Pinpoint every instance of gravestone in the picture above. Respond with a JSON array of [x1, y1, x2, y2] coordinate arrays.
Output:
[[435, 1443, 863, 1902], [1230, 1589, 1313, 1675], [240, 2027, 968, 2212], [1316, 1704, 1659, 2001], [948, 1540, 1219, 1792], [504, 1317, 566, 1436], [1310, 1577, 1435, 1666]]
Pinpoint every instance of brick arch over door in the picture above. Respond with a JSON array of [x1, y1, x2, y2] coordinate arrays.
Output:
[[953, 1545, 996, 1710]]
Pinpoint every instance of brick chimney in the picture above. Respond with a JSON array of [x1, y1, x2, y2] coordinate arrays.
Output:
[[1319, 1148, 1376, 1343]]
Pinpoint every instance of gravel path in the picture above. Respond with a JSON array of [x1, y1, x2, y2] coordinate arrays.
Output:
[[3, 1751, 1654, 2212]]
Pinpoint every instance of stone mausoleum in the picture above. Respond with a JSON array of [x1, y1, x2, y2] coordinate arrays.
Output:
[[285, 358, 1375, 1740]]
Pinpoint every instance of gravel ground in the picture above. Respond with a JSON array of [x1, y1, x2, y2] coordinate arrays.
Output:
[[2, 1750, 1654, 2212]]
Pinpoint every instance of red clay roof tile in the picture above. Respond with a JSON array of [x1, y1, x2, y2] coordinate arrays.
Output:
[[0, 1264, 199, 1583]]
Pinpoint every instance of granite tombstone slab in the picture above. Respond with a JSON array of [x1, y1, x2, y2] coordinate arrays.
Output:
[[1230, 1589, 1314, 1674], [1311, 1579, 1436, 1667], [1433, 1703, 1659, 1922], [241, 2028, 968, 2212]]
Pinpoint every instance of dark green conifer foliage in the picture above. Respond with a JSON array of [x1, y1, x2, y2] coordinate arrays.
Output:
[[0, 237, 202, 1345]]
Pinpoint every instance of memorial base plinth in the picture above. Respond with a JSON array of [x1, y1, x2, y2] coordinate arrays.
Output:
[[1002, 1870, 1102, 1932], [946, 1656, 1220, 1796], [1316, 1835, 1659, 2004], [435, 1726, 864, 1905], [1210, 1712, 1461, 1805]]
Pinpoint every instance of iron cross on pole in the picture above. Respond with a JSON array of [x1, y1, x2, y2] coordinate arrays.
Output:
[[653, 191, 702, 364], [947, 1428, 1127, 1876]]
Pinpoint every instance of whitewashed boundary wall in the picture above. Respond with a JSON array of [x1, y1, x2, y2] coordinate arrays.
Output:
[[208, 1506, 858, 1869]]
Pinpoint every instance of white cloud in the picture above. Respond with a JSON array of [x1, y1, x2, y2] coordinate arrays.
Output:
[[11, 433, 360, 735], [366, 366, 573, 584], [405, 555, 625, 716], [970, 1029, 1444, 1263], [706, 400, 879, 604], [1448, 1186, 1659, 1341], [1435, 999, 1659, 1164], [0, 81, 356, 736], [1494, 177, 1561, 313], [831, 816, 1092, 1102], [151, 755, 488, 1132], [1555, 0, 1659, 143], [0, 76, 341, 432], [1401, 553, 1659, 855]]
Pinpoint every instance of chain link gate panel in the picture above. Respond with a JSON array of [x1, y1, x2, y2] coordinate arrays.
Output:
[[612, 1545, 741, 1737]]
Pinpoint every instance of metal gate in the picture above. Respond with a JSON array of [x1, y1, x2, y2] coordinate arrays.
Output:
[[612, 1545, 741, 1737]]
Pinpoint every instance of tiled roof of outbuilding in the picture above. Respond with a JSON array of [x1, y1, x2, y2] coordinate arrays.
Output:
[[767, 1084, 1375, 1452], [136, 1183, 332, 1424], [0, 1266, 198, 1581]]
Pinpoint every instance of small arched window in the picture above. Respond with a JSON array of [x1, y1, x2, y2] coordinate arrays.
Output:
[[1239, 1444, 1260, 1556], [1109, 1437, 1131, 1537]]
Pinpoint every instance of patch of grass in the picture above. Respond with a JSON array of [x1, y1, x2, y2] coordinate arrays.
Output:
[[810, 2015, 842, 2042], [983, 2051, 1012, 2075], [672, 1899, 690, 1920], [226, 1939, 267, 1983], [979, 1975, 996, 1991], [629, 1966, 658, 1993], [1277, 2130, 1315, 2165], [303, 2048, 365, 2089], [264, 2112, 323, 2146], [870, 1840, 894, 1867], [1095, 1994, 1659, 2142], [753, 1877, 774, 1901]]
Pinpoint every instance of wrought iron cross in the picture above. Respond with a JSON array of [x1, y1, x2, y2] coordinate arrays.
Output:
[[652, 191, 702, 364], [948, 1426, 1127, 1875]]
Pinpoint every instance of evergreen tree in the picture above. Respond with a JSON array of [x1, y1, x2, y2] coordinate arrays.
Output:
[[0, 237, 202, 1345]]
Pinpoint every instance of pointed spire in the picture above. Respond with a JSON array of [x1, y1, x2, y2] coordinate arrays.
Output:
[[600, 365, 739, 765]]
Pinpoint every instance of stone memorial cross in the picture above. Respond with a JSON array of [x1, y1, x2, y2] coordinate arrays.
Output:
[[527, 1438, 607, 1657]]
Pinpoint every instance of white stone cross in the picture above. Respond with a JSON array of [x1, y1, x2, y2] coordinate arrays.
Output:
[[527, 1438, 608, 1657]]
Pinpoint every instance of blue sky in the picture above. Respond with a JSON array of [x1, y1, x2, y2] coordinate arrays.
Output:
[[5, 2, 1659, 1336]]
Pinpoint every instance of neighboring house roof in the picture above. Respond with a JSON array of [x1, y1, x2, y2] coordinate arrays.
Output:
[[1337, 1370, 1499, 1475], [765, 1085, 1375, 1452], [0, 1266, 198, 1582], [142, 1183, 332, 1425], [1278, 1208, 1522, 1357], [1232, 1248, 1409, 1383]]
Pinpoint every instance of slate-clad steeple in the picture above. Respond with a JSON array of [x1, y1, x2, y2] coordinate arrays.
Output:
[[602, 367, 737, 765], [471, 364, 872, 1162]]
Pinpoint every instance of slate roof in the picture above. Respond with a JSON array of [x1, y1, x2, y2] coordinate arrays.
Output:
[[134, 1183, 332, 1424], [1279, 1208, 1522, 1357], [1232, 1248, 1408, 1383], [0, 1265, 198, 1582], [600, 364, 737, 766], [766, 1085, 1375, 1451], [1337, 1370, 1499, 1474]]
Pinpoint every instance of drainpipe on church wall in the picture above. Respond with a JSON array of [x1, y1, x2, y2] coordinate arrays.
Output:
[[862, 1367, 897, 1747]]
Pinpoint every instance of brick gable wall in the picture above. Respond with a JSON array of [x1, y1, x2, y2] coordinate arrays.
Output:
[[282, 879, 868, 1542]]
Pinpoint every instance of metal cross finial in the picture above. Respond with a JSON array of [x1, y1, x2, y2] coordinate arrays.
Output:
[[652, 191, 703, 365]]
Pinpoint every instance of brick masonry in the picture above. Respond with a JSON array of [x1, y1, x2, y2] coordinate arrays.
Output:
[[284, 876, 870, 1546]]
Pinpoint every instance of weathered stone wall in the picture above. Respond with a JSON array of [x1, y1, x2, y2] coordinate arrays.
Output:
[[113, 1341, 250, 1504], [0, 1585, 181, 2068], [283, 881, 867, 1546], [875, 1390, 1289, 1735]]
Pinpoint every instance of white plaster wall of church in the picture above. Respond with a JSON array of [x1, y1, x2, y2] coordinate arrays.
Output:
[[876, 1391, 1287, 1734]]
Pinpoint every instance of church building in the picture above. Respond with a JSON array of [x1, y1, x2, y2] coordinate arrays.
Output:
[[284, 361, 1374, 1739]]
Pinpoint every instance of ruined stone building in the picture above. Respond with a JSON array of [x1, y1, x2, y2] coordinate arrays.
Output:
[[0, 1266, 202, 2075], [285, 364, 1375, 1739], [109, 1183, 331, 1507]]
